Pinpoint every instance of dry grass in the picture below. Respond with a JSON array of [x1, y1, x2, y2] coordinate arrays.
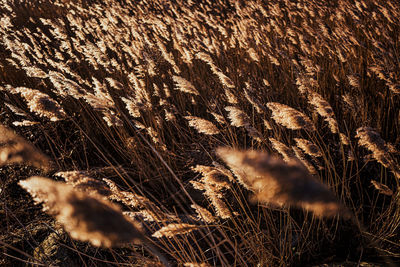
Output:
[[0, 0, 399, 266], [216, 148, 349, 218], [0, 124, 51, 171], [19, 176, 144, 248]]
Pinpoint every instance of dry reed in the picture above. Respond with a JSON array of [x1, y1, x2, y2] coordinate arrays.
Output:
[[294, 138, 323, 158], [269, 137, 294, 163], [191, 204, 216, 223], [184, 116, 220, 135], [55, 171, 112, 197], [172, 76, 200, 96], [8, 87, 66, 121], [307, 92, 339, 134], [355, 127, 393, 168], [19, 177, 144, 247], [1, 0, 400, 265], [371, 180, 393, 196], [152, 223, 199, 238], [267, 102, 316, 131], [184, 263, 211, 267], [225, 106, 251, 128], [217, 147, 348, 218], [0, 124, 51, 171]]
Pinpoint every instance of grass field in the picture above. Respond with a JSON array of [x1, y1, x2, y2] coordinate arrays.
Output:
[[0, 0, 399, 266]]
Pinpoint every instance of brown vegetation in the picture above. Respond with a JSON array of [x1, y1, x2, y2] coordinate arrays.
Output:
[[1, 0, 399, 266]]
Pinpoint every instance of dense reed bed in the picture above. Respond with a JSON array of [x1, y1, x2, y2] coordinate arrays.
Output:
[[0, 0, 399, 266]]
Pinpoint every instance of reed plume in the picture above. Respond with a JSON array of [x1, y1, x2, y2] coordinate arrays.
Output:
[[355, 127, 392, 168], [267, 102, 316, 131], [217, 147, 348, 217], [225, 106, 251, 127], [224, 88, 239, 104], [294, 138, 322, 158], [9, 87, 66, 121], [104, 178, 155, 208], [124, 210, 177, 223], [0, 124, 51, 171], [172, 75, 200, 95], [292, 146, 317, 175], [152, 223, 199, 238], [339, 133, 350, 145], [184, 116, 220, 135], [244, 86, 266, 114], [191, 166, 233, 219], [211, 67, 235, 89], [191, 204, 216, 223], [207, 193, 232, 219], [269, 138, 294, 163], [307, 92, 339, 134], [2, 0, 400, 264], [184, 263, 211, 267], [347, 74, 360, 89], [12, 120, 40, 127], [192, 165, 231, 190], [55, 171, 112, 197], [19, 177, 144, 247], [121, 96, 141, 118], [104, 178, 175, 222]]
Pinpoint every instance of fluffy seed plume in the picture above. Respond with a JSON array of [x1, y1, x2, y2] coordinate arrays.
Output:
[[347, 74, 360, 89], [121, 96, 141, 118], [184, 116, 220, 135], [104, 178, 156, 208], [11, 87, 66, 121], [19, 177, 144, 247], [191, 165, 233, 219], [307, 92, 339, 133], [294, 138, 322, 158], [355, 127, 392, 168], [292, 146, 317, 175], [12, 120, 40, 127], [184, 263, 211, 267], [172, 75, 200, 95], [340, 133, 350, 145], [208, 194, 232, 219], [263, 119, 273, 130], [267, 102, 315, 131], [191, 180, 232, 219], [103, 179, 175, 222], [217, 148, 348, 217], [0, 124, 51, 171], [269, 138, 294, 163], [212, 161, 235, 183], [211, 67, 235, 89], [224, 88, 239, 104], [192, 165, 231, 190], [152, 223, 199, 238], [244, 86, 266, 114], [191, 204, 216, 223], [124, 210, 177, 223], [244, 125, 263, 143], [225, 106, 251, 128], [55, 171, 112, 197]]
